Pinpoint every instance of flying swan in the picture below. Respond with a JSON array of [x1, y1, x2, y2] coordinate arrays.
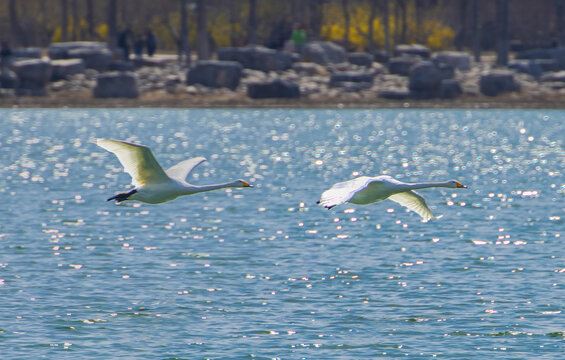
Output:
[[318, 175, 466, 221], [95, 138, 253, 204]]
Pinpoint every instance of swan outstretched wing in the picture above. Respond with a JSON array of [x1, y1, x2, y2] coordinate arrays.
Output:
[[95, 138, 169, 187], [389, 191, 435, 222], [165, 157, 206, 183], [318, 177, 374, 209]]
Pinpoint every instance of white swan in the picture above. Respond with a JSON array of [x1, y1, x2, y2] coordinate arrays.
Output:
[[95, 138, 252, 204], [318, 175, 466, 221]]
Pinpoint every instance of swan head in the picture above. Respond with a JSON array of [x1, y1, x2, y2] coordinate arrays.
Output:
[[449, 180, 467, 189], [235, 179, 253, 188]]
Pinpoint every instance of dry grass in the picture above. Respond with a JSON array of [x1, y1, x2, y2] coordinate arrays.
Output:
[[2, 88, 565, 109]]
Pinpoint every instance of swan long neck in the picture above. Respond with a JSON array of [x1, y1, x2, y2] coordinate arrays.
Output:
[[405, 181, 454, 190], [181, 180, 241, 195]]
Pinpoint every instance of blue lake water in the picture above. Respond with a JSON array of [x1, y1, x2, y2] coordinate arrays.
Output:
[[1, 108, 564, 359]]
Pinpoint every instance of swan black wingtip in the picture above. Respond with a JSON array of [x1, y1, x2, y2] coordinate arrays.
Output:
[[107, 189, 137, 203]]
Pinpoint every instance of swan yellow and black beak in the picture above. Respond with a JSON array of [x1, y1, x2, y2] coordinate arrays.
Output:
[[455, 181, 467, 188], [241, 180, 253, 188]]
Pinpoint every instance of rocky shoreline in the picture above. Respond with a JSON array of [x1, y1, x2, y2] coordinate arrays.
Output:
[[1, 41, 565, 109]]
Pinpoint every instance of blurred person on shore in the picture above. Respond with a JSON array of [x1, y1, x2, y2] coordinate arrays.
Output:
[[146, 29, 157, 57]]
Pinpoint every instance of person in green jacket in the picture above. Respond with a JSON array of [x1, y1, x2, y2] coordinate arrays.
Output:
[[290, 23, 307, 53]]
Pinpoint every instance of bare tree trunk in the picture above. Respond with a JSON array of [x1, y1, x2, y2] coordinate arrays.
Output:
[[9, 0, 27, 46], [61, 0, 69, 42], [248, 0, 258, 44], [456, 0, 467, 50], [367, 0, 378, 52], [86, 0, 96, 40], [229, 0, 237, 46], [383, 0, 390, 53], [119, 0, 129, 29], [291, 0, 305, 27], [555, 0, 565, 46], [72, 0, 80, 40], [107, 0, 118, 50], [180, 0, 190, 66], [393, 0, 399, 46], [196, 0, 210, 60], [496, 0, 509, 66], [471, 0, 480, 61], [308, 0, 322, 41], [341, 0, 350, 49], [400, 0, 407, 44], [415, 0, 422, 44], [40, 0, 53, 45]]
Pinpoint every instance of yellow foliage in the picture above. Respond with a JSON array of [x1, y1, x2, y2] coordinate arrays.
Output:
[[424, 21, 455, 50], [209, 12, 232, 48], [321, 2, 454, 51], [97, 24, 108, 41], [52, 28, 62, 43]]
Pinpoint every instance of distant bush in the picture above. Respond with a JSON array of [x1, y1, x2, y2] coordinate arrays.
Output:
[[321, 2, 454, 51]]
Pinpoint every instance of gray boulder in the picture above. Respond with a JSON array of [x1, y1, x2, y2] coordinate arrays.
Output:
[[93, 71, 139, 98], [394, 44, 431, 59], [372, 50, 390, 64], [388, 56, 421, 76], [49, 42, 113, 71], [479, 70, 520, 96], [535, 59, 560, 73], [48, 41, 106, 58], [13, 59, 52, 96], [515, 46, 565, 70], [218, 46, 293, 72], [348, 52, 374, 67], [0, 70, 18, 89], [292, 62, 327, 76], [378, 89, 410, 100], [509, 60, 544, 78], [409, 61, 442, 99], [439, 79, 462, 99], [247, 79, 300, 99], [11, 48, 42, 59], [186, 60, 243, 90], [108, 61, 136, 72], [432, 51, 471, 71], [436, 62, 455, 80], [300, 41, 347, 65], [133, 56, 171, 68], [540, 70, 565, 83], [50, 59, 85, 81], [515, 48, 553, 60], [69, 47, 113, 71], [329, 71, 375, 87]]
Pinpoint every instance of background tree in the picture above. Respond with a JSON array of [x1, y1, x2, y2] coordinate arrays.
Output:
[[229, 0, 238, 46], [196, 0, 210, 60], [107, 0, 118, 50], [555, 0, 565, 46], [471, 0, 480, 61], [341, 0, 350, 49], [86, 0, 96, 40], [72, 0, 80, 40], [496, 0, 509, 66], [60, 0, 68, 42], [382, 0, 390, 53], [8, 0, 27, 46], [455, 0, 467, 51], [179, 0, 190, 65], [308, 0, 323, 41], [248, 0, 258, 44]]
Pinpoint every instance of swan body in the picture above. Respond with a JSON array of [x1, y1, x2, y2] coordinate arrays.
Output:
[[95, 138, 252, 204], [318, 175, 466, 221]]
